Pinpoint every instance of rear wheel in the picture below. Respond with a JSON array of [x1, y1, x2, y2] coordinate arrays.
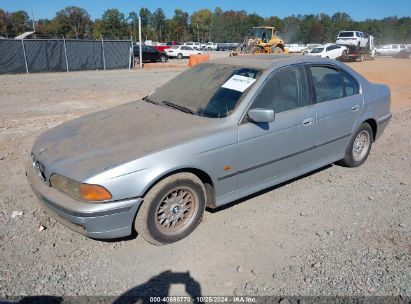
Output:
[[134, 56, 140, 65], [177, 53, 183, 60], [160, 55, 166, 63], [338, 123, 373, 167], [135, 173, 206, 245]]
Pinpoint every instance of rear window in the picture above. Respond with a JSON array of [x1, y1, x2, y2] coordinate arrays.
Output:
[[338, 32, 354, 38]]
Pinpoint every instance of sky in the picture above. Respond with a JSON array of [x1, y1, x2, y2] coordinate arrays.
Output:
[[1, 0, 410, 21]]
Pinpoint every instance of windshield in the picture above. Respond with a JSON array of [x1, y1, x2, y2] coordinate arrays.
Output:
[[311, 47, 324, 53], [148, 63, 261, 118], [253, 28, 272, 42], [338, 32, 354, 37]]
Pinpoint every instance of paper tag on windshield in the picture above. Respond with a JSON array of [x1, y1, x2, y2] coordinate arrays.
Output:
[[221, 75, 256, 92]]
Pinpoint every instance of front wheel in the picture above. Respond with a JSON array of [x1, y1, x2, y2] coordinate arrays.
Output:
[[177, 53, 183, 60], [338, 123, 373, 167], [160, 55, 166, 63], [272, 46, 284, 54], [135, 173, 206, 245], [250, 46, 263, 55]]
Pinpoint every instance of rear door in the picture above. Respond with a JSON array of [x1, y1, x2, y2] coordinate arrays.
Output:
[[146, 46, 158, 61], [308, 65, 363, 161], [237, 65, 317, 189]]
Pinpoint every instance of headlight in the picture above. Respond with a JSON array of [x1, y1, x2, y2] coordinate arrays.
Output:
[[50, 174, 112, 202]]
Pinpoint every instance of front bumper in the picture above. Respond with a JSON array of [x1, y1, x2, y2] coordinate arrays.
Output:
[[26, 161, 143, 239]]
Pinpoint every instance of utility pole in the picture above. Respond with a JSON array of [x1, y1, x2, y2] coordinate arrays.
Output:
[[196, 23, 200, 43], [31, 10, 36, 39]]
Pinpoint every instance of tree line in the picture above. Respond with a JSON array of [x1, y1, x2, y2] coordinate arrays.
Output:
[[0, 6, 410, 44]]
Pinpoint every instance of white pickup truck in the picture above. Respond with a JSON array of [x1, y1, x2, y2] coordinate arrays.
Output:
[[203, 42, 218, 51], [286, 44, 307, 53]]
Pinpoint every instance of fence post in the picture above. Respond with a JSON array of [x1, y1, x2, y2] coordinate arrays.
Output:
[[101, 36, 106, 71], [21, 38, 29, 74], [62, 35, 69, 72], [129, 36, 133, 70]]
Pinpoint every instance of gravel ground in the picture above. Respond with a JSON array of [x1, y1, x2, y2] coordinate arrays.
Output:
[[0, 57, 410, 300]]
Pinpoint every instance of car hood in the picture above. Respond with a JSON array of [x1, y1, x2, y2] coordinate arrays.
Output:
[[32, 100, 222, 181]]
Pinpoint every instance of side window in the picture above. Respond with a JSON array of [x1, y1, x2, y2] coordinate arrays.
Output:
[[310, 66, 344, 103], [392, 44, 398, 49], [341, 70, 360, 96], [251, 66, 309, 113]]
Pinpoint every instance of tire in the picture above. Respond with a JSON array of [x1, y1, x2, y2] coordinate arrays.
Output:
[[177, 53, 183, 60], [302, 51, 308, 56], [272, 46, 284, 54], [135, 172, 206, 245], [338, 123, 373, 167], [160, 55, 166, 63], [250, 46, 263, 55]]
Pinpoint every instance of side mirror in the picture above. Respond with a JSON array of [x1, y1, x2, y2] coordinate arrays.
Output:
[[247, 108, 275, 123]]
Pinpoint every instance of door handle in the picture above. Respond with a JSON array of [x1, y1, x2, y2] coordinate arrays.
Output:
[[351, 104, 360, 111], [302, 118, 314, 126]]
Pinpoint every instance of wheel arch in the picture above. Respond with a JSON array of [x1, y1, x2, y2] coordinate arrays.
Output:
[[142, 167, 216, 207], [363, 118, 377, 141]]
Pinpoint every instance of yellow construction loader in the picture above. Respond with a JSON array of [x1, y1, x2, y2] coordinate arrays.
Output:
[[238, 26, 285, 55]]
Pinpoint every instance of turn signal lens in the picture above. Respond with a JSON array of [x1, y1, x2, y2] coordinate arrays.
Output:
[[50, 174, 112, 202], [79, 184, 112, 201]]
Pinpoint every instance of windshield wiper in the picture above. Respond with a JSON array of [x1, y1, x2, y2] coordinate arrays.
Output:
[[143, 96, 160, 105], [161, 101, 197, 115]]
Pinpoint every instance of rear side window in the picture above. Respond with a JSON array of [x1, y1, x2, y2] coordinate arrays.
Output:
[[341, 70, 360, 96], [309, 66, 344, 102], [252, 66, 309, 113]]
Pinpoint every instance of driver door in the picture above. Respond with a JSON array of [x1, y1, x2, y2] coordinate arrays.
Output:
[[237, 65, 318, 189]]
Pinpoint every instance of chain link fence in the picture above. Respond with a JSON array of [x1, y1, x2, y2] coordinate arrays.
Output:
[[0, 38, 133, 74]]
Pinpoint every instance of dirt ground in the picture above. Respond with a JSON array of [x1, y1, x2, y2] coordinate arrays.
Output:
[[0, 56, 410, 300]]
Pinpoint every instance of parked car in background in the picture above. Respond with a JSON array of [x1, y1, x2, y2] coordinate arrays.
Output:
[[154, 41, 180, 52], [217, 43, 239, 51], [133, 45, 168, 64], [336, 31, 368, 48], [376, 44, 408, 57], [27, 55, 391, 245], [393, 48, 411, 59], [203, 42, 218, 51], [165, 45, 203, 59], [183, 42, 201, 50], [301, 44, 322, 55], [287, 44, 307, 53], [307, 43, 348, 59]]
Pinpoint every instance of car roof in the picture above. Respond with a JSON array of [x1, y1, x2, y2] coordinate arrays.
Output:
[[210, 54, 339, 70]]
